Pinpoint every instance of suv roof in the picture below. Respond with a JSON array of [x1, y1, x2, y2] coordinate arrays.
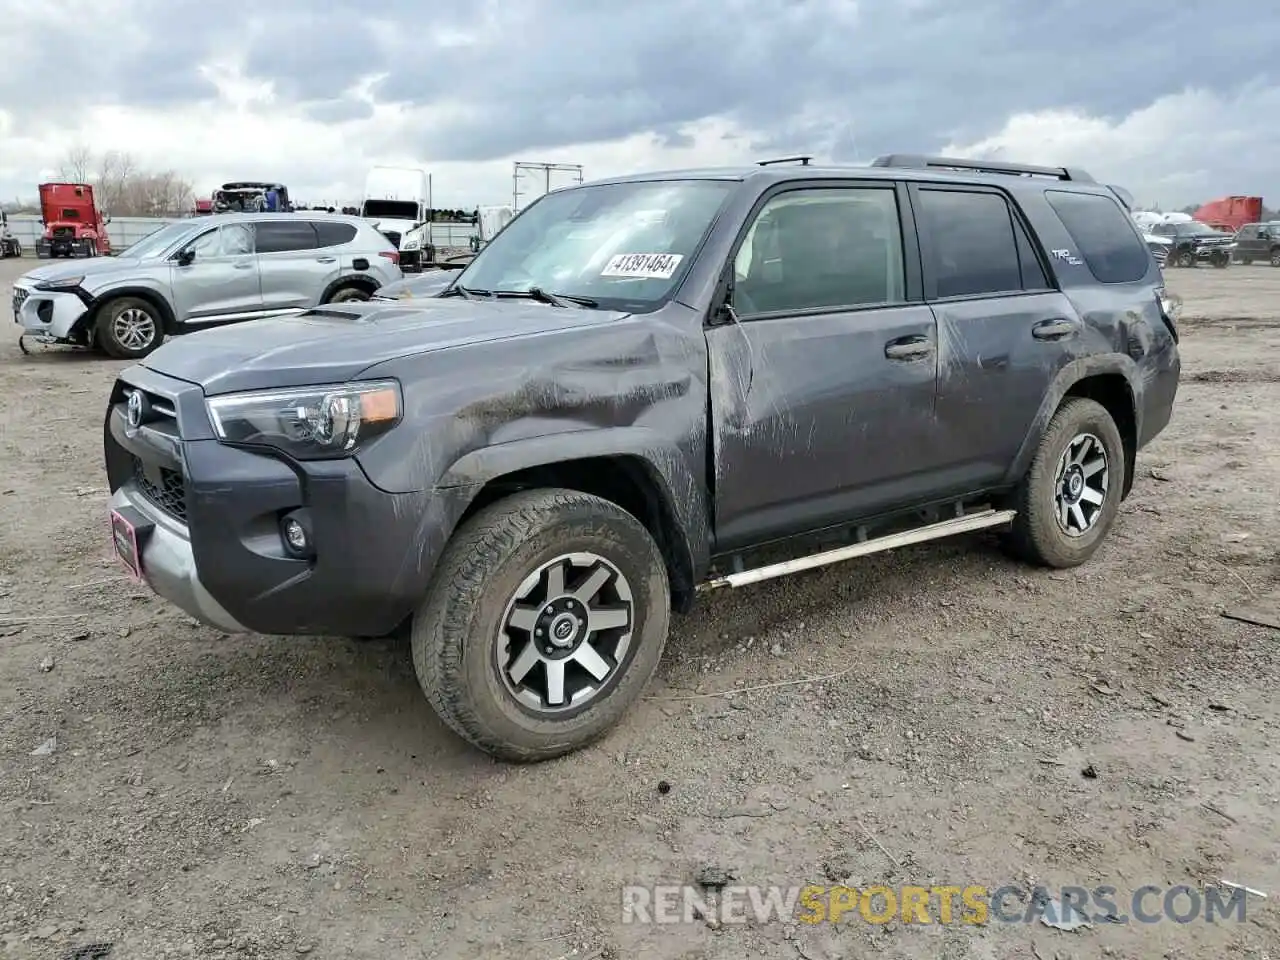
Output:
[[200, 211, 372, 226], [586, 154, 1123, 200]]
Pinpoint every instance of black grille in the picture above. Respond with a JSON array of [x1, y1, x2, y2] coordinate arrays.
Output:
[[132, 456, 188, 522], [52, 227, 75, 239], [12, 288, 28, 313]]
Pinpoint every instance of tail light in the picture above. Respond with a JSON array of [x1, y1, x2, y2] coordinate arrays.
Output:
[[378, 250, 399, 265], [1155, 286, 1180, 343]]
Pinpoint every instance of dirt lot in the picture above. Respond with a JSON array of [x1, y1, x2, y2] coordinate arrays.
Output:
[[1, 259, 1278, 960]]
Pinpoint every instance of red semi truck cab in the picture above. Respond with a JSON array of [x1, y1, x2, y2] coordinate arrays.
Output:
[[36, 182, 111, 259], [1193, 196, 1262, 234]]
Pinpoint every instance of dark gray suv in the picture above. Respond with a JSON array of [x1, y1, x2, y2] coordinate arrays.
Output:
[[103, 154, 1180, 762]]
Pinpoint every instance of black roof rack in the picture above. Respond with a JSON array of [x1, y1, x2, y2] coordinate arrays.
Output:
[[758, 155, 813, 167], [870, 154, 1095, 184]]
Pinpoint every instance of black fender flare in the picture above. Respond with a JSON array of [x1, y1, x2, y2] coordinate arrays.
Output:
[[1002, 354, 1143, 490], [438, 427, 710, 591]]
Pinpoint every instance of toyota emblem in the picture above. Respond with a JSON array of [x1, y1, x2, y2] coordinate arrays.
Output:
[[126, 391, 144, 428]]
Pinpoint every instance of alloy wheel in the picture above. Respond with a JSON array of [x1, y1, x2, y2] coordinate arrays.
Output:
[[1053, 433, 1109, 537], [496, 552, 634, 713], [113, 308, 157, 352]]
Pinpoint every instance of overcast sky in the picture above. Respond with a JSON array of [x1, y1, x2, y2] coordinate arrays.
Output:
[[2, 0, 1278, 211]]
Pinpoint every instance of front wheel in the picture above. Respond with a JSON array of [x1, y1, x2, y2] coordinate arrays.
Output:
[[1004, 397, 1126, 568], [95, 297, 163, 359], [412, 488, 671, 762], [1271, 249, 1280, 267], [1177, 250, 1196, 268]]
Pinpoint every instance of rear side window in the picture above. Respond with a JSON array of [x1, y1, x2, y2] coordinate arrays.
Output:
[[1045, 190, 1150, 283], [917, 189, 1026, 298], [255, 220, 319, 253], [314, 221, 358, 247]]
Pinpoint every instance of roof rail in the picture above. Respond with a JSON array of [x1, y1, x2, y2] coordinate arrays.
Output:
[[870, 154, 1095, 183], [758, 155, 813, 167]]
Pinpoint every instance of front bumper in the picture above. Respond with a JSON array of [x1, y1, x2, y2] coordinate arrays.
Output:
[[108, 485, 248, 632], [1190, 243, 1234, 260], [400, 248, 422, 271], [13, 284, 91, 339], [103, 367, 475, 637]]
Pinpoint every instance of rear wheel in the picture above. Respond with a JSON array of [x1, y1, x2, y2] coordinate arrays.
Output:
[[1271, 248, 1280, 267], [95, 297, 163, 359], [412, 488, 671, 762], [1005, 397, 1126, 569]]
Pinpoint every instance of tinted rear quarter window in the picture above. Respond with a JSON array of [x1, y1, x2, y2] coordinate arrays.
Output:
[[1046, 190, 1150, 283], [255, 220, 319, 253], [314, 221, 358, 247]]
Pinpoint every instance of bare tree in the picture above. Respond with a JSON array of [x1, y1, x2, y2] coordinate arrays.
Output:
[[53, 146, 194, 217], [57, 144, 95, 184]]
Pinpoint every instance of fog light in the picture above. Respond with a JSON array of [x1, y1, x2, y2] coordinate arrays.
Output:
[[283, 518, 307, 552]]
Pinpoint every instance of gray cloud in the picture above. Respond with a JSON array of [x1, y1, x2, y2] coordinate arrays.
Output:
[[3, 0, 1280, 203], [303, 99, 375, 124]]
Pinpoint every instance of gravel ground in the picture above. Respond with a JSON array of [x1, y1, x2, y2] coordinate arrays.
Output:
[[1, 260, 1277, 960]]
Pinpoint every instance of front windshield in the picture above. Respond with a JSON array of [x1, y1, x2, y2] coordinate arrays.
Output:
[[455, 179, 736, 309], [363, 200, 419, 220], [117, 221, 199, 259], [1182, 222, 1221, 236]]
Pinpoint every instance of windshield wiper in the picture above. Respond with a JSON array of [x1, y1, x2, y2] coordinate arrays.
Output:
[[443, 285, 493, 300], [495, 287, 599, 309]]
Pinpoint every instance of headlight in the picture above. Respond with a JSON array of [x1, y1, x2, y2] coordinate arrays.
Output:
[[402, 238, 420, 251], [205, 380, 402, 459], [35, 276, 84, 291]]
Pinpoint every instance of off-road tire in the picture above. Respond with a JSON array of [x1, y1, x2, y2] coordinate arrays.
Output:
[[1271, 248, 1280, 267], [1176, 250, 1196, 268], [95, 296, 163, 360], [1212, 254, 1229, 269], [326, 285, 371, 304], [1004, 397, 1126, 569], [412, 488, 671, 763]]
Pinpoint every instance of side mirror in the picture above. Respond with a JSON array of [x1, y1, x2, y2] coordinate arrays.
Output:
[[174, 249, 195, 267]]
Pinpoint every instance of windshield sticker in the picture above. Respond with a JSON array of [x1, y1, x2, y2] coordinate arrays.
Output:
[[631, 209, 668, 224], [601, 253, 683, 279]]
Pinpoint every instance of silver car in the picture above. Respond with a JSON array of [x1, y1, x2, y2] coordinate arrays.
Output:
[[12, 212, 403, 359]]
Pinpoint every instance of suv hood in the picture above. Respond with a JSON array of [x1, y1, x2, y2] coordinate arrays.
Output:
[[20, 256, 144, 286], [141, 298, 630, 395]]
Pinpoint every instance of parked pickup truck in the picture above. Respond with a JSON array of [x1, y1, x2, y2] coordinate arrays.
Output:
[[103, 154, 1181, 762]]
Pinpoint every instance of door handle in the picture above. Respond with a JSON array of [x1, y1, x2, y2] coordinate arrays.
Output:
[[884, 335, 934, 361], [316, 256, 337, 264], [233, 262, 254, 270], [1032, 317, 1079, 341]]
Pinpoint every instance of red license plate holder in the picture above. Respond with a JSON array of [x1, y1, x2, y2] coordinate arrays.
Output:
[[110, 507, 152, 580]]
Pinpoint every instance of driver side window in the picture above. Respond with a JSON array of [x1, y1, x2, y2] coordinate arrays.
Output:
[[732, 187, 906, 316]]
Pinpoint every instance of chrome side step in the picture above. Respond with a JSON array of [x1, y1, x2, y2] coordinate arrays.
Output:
[[698, 508, 1017, 591]]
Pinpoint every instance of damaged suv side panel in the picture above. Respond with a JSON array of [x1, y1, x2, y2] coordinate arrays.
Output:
[[354, 306, 715, 607]]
